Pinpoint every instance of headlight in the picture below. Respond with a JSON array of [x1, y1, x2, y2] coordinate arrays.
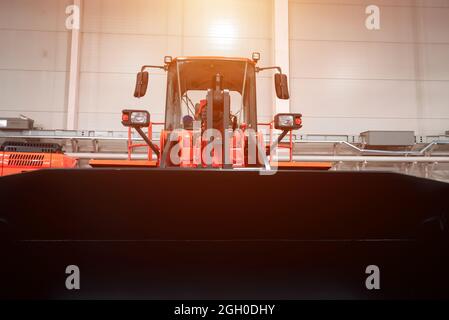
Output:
[[274, 113, 303, 130], [131, 112, 148, 124], [278, 115, 294, 127], [122, 110, 151, 127]]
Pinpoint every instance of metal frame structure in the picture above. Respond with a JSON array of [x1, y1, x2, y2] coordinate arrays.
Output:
[[259, 121, 294, 162], [3, 128, 448, 181], [2, 130, 449, 157], [126, 122, 164, 161]]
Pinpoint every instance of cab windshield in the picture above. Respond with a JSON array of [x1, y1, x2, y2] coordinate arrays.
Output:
[[164, 58, 258, 131]]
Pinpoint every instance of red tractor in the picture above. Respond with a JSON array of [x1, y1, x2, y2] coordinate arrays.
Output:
[[90, 54, 330, 171]]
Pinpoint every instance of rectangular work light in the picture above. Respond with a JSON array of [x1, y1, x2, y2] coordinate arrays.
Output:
[[122, 110, 151, 127], [274, 113, 303, 130]]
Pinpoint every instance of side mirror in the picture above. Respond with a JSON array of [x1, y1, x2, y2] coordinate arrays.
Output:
[[274, 73, 290, 100], [134, 72, 149, 98]]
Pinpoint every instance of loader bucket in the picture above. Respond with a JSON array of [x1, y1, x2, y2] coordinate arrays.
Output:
[[0, 169, 448, 299]]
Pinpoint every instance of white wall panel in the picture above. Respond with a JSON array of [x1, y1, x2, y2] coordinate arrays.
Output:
[[78, 0, 274, 130], [420, 8, 449, 43], [78, 112, 130, 131], [256, 76, 275, 122], [421, 82, 449, 118], [78, 72, 166, 117], [290, 3, 416, 43], [2, 0, 447, 135], [289, 0, 449, 135], [0, 1, 70, 127], [0, 30, 69, 71], [0, 70, 67, 112], [290, 2, 449, 44], [0, 0, 71, 31], [82, 0, 177, 35], [78, 0, 174, 130], [419, 44, 449, 80], [289, 0, 449, 7], [290, 78, 419, 119], [183, 0, 272, 39], [81, 33, 180, 74], [290, 40, 417, 80]]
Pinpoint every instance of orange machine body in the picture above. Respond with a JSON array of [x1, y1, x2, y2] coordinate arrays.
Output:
[[0, 151, 78, 177], [159, 129, 248, 168], [89, 122, 332, 171]]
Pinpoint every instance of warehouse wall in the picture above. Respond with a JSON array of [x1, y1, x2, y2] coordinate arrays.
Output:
[[78, 0, 274, 130], [0, 0, 273, 131], [289, 0, 449, 136], [1, 0, 448, 136], [0, 0, 71, 129]]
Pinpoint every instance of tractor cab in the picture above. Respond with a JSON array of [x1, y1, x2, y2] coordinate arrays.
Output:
[[164, 57, 258, 134]]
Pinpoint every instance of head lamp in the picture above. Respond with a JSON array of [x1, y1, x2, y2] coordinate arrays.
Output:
[[122, 110, 151, 127], [274, 113, 303, 130]]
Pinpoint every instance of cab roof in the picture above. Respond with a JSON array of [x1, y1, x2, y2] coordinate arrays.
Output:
[[167, 56, 256, 94], [172, 56, 256, 65]]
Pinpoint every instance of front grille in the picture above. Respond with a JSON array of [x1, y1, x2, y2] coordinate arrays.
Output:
[[7, 153, 45, 167]]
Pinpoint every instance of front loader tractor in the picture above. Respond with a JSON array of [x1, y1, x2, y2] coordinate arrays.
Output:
[[2, 55, 449, 300], [90, 53, 313, 170]]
